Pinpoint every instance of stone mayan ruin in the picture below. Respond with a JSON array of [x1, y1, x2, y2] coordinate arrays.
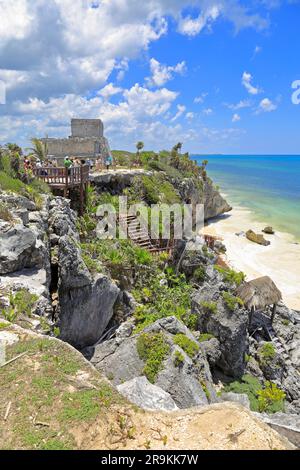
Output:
[[42, 119, 111, 162]]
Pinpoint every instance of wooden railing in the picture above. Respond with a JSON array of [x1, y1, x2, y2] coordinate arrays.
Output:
[[33, 165, 90, 188]]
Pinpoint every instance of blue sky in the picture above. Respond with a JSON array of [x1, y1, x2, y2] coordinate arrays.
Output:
[[0, 0, 299, 154]]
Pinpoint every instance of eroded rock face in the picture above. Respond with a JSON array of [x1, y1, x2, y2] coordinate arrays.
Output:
[[90, 316, 217, 409], [117, 376, 178, 411], [47, 198, 120, 350], [192, 284, 249, 378], [171, 177, 232, 221]]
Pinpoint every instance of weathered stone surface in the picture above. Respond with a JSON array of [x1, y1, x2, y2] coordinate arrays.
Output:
[[192, 284, 248, 377], [91, 316, 217, 409], [199, 338, 222, 367], [117, 376, 178, 411], [221, 392, 251, 409], [253, 412, 300, 448], [0, 225, 45, 274], [56, 230, 120, 349], [246, 229, 270, 246], [262, 226, 275, 235], [91, 169, 152, 194]]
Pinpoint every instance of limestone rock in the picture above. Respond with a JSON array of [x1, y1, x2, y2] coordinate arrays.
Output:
[[91, 316, 217, 409], [117, 376, 178, 411], [0, 224, 45, 275], [192, 284, 248, 377], [221, 392, 251, 409], [262, 226, 275, 235], [246, 229, 270, 246]]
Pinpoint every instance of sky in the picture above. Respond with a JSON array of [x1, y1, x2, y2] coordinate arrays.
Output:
[[0, 0, 300, 154]]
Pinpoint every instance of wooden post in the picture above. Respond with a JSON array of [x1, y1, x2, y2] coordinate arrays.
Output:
[[271, 303, 277, 324], [64, 167, 69, 198]]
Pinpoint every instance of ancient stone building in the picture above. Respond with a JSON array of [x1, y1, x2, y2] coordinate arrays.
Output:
[[42, 119, 110, 162]]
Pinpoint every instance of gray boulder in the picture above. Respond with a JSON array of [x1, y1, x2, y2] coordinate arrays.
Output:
[[192, 284, 249, 377], [0, 224, 45, 275], [221, 392, 250, 409], [91, 316, 217, 409], [57, 235, 120, 349], [117, 376, 178, 411]]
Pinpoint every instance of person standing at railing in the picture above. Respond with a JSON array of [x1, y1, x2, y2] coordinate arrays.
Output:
[[64, 156, 73, 175]]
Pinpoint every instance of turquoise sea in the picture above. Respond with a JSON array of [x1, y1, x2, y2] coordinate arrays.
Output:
[[193, 155, 300, 241]]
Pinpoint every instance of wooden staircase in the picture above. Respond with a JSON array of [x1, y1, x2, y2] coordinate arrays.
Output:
[[120, 214, 173, 254]]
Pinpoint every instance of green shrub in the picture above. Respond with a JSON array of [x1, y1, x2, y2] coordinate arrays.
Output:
[[257, 381, 285, 413], [2, 289, 39, 322], [258, 342, 276, 363], [215, 266, 246, 286], [173, 334, 199, 358], [223, 374, 262, 412], [193, 266, 206, 283], [174, 350, 185, 367], [199, 333, 215, 342], [201, 301, 218, 315], [137, 332, 170, 383], [222, 291, 244, 312]]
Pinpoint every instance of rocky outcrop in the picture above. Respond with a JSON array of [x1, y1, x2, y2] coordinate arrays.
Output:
[[90, 316, 217, 409], [246, 229, 271, 246], [48, 198, 120, 349], [263, 226, 275, 235], [171, 177, 231, 221], [0, 193, 52, 328], [192, 282, 249, 378], [117, 377, 178, 411], [90, 169, 152, 194]]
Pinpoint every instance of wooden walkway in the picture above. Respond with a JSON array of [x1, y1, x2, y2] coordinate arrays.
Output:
[[33, 165, 90, 214]]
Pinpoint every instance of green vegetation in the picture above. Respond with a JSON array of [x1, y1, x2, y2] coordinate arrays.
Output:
[[199, 333, 215, 343], [81, 239, 154, 277], [137, 332, 170, 383], [215, 266, 246, 286], [2, 289, 38, 323], [200, 301, 218, 315], [223, 374, 285, 413], [223, 374, 263, 412], [193, 266, 206, 283], [173, 350, 185, 367], [257, 381, 286, 413], [0, 202, 14, 222], [173, 334, 199, 358], [222, 291, 244, 312], [200, 380, 211, 401], [133, 270, 194, 332], [258, 342, 276, 364], [0, 336, 123, 450]]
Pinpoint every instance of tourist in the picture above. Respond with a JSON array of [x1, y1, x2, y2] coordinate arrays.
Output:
[[64, 155, 73, 175], [105, 152, 113, 171]]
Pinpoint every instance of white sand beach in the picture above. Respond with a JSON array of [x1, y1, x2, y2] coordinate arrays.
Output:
[[202, 206, 300, 311]]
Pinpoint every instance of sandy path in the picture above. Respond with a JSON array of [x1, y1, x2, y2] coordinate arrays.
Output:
[[202, 206, 300, 311]]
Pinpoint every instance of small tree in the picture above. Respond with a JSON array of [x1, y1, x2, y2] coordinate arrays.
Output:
[[28, 138, 48, 161], [136, 141, 144, 166]]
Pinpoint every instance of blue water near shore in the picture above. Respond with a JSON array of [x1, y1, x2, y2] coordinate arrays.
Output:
[[193, 155, 300, 241]]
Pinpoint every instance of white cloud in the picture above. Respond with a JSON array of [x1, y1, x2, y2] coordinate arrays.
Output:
[[226, 99, 252, 110], [178, 5, 221, 36], [171, 104, 186, 121], [256, 98, 277, 113], [242, 72, 261, 95], [242, 71, 262, 95], [194, 92, 208, 104], [203, 108, 213, 115], [186, 112, 195, 120], [98, 83, 123, 100], [146, 58, 186, 87], [0, 0, 33, 44], [232, 113, 241, 122]]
